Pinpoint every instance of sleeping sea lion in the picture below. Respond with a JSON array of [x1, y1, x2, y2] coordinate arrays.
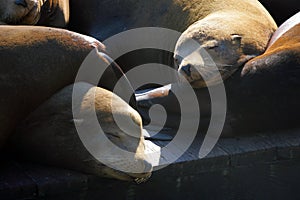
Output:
[[173, 0, 277, 88], [0, 25, 134, 149], [0, 26, 149, 181], [69, 0, 277, 87], [137, 13, 300, 136], [13, 82, 151, 182]]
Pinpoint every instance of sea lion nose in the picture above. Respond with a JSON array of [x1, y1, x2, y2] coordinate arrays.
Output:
[[15, 0, 27, 7], [180, 64, 192, 76]]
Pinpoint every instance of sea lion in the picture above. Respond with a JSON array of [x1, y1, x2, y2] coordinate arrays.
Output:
[[13, 82, 151, 182], [69, 0, 277, 85], [0, 26, 135, 149], [174, 1, 277, 88], [137, 13, 300, 136], [0, 0, 69, 27], [225, 16, 300, 133], [0, 26, 148, 181], [69, 0, 275, 40]]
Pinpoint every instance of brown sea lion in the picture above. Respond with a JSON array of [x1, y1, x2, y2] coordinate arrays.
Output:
[[69, 0, 275, 40], [69, 0, 277, 86], [0, 0, 69, 27], [137, 13, 300, 136], [174, 1, 277, 88], [0, 26, 149, 181], [0, 26, 135, 149], [225, 15, 300, 133], [13, 82, 151, 182]]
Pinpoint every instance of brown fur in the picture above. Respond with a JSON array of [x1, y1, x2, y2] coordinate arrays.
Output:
[[0, 26, 131, 148], [0, 26, 148, 181], [137, 19, 300, 137], [0, 0, 69, 27], [242, 24, 300, 75], [69, 0, 275, 39], [13, 82, 151, 182], [69, 0, 277, 88], [174, 0, 277, 88]]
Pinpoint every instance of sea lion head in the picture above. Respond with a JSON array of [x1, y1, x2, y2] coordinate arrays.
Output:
[[174, 12, 271, 88], [0, 0, 42, 25], [174, 20, 245, 88], [89, 85, 152, 182]]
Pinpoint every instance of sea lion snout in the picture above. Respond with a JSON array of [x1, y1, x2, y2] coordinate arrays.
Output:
[[180, 63, 192, 76], [177, 49, 220, 87], [0, 0, 41, 25]]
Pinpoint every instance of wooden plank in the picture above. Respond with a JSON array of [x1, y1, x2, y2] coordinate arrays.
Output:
[[217, 135, 277, 166], [259, 129, 300, 160], [83, 159, 300, 200], [1, 129, 300, 199]]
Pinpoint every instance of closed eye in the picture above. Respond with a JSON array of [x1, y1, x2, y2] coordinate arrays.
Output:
[[208, 45, 218, 49]]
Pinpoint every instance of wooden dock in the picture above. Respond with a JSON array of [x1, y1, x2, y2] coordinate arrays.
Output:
[[1, 128, 300, 199]]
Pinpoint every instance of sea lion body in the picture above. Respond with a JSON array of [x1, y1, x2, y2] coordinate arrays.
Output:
[[173, 1, 277, 88], [0, 0, 69, 27], [242, 13, 300, 76], [137, 13, 300, 136], [13, 82, 151, 182], [69, 0, 274, 40], [235, 13, 300, 132], [230, 13, 300, 133], [267, 12, 300, 48], [0, 26, 133, 148], [69, 0, 277, 87], [225, 19, 300, 133], [0, 26, 149, 181]]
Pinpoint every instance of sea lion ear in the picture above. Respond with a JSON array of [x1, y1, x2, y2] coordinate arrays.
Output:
[[231, 34, 242, 46]]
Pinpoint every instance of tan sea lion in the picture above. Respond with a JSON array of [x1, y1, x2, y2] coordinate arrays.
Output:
[[0, 0, 69, 27], [0, 26, 135, 149], [0, 26, 149, 181], [137, 13, 300, 136], [69, 0, 277, 87], [174, 0, 277, 88], [13, 82, 151, 182]]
